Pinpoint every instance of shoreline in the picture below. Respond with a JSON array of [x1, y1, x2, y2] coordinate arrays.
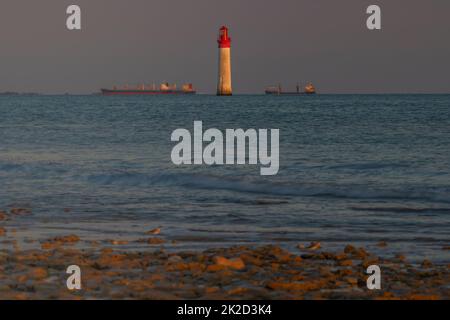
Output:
[[0, 244, 448, 300], [1, 208, 449, 300]]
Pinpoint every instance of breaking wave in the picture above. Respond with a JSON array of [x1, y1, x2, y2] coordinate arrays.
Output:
[[0, 162, 68, 176], [87, 171, 450, 203]]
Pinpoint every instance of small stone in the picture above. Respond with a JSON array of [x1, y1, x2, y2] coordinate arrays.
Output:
[[346, 277, 358, 285], [354, 248, 369, 259], [266, 280, 322, 291], [321, 252, 336, 260], [30, 267, 48, 280], [338, 259, 353, 267], [168, 255, 183, 263], [395, 254, 406, 262], [362, 258, 379, 269], [421, 259, 433, 268], [240, 254, 263, 266], [293, 256, 302, 264], [41, 242, 55, 250], [101, 248, 114, 254], [14, 294, 29, 300], [205, 287, 220, 294], [168, 262, 189, 271], [10, 208, 32, 215], [377, 241, 388, 248], [109, 240, 129, 245], [147, 237, 165, 245], [344, 245, 357, 254], [334, 253, 347, 261], [52, 235, 80, 244], [206, 264, 225, 272], [381, 292, 396, 299], [0, 211, 7, 221], [41, 234, 80, 249], [227, 287, 248, 296], [187, 262, 206, 273], [62, 235, 80, 243], [337, 269, 353, 277], [307, 242, 321, 250], [146, 228, 161, 235], [0, 227, 6, 237], [213, 256, 246, 270]]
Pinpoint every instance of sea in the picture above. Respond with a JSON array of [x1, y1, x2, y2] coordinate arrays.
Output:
[[0, 94, 449, 263]]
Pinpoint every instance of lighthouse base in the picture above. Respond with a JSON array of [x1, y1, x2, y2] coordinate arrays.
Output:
[[217, 92, 233, 96]]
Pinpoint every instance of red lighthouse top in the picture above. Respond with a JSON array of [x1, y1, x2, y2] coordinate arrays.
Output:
[[217, 26, 231, 48]]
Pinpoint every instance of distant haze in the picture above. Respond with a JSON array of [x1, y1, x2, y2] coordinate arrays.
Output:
[[0, 0, 449, 94]]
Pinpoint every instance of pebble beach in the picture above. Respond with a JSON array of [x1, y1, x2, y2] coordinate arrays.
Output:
[[1, 207, 448, 300]]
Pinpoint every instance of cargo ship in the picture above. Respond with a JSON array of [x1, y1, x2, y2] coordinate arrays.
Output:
[[265, 83, 316, 95], [101, 83, 196, 95]]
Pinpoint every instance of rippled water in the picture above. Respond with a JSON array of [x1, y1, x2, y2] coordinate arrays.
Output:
[[0, 94, 449, 262]]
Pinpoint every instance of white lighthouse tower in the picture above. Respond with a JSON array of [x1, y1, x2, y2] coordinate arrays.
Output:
[[217, 26, 232, 96]]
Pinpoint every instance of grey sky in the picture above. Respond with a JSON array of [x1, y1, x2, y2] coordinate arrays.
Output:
[[0, 0, 449, 94]]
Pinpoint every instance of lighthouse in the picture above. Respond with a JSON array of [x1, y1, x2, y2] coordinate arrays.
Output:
[[217, 26, 232, 96]]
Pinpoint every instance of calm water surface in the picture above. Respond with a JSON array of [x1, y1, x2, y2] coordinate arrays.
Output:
[[0, 95, 449, 262]]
